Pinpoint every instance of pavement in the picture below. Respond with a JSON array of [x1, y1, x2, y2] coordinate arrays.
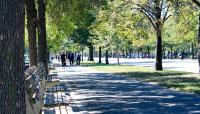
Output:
[[93, 57, 199, 73], [53, 60, 200, 114]]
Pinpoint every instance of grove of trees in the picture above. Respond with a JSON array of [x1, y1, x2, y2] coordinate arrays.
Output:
[[1, 0, 200, 112]]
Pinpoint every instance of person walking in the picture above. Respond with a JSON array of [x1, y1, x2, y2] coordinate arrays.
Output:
[[76, 54, 81, 65], [70, 53, 74, 66], [58, 54, 60, 62], [68, 53, 71, 66], [61, 52, 66, 67]]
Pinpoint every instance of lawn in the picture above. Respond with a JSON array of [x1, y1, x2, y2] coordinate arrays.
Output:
[[81, 61, 200, 95]]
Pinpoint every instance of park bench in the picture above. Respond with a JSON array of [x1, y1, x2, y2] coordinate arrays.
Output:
[[46, 70, 60, 88], [47, 73, 60, 82], [25, 62, 72, 114], [49, 62, 56, 71], [46, 85, 64, 93], [42, 84, 71, 114], [44, 91, 69, 106], [42, 106, 73, 114], [25, 63, 46, 114]]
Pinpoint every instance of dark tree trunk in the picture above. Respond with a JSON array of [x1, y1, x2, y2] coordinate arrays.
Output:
[[25, 0, 37, 67], [129, 49, 132, 58], [0, 1, 26, 113], [155, 28, 163, 70], [117, 51, 120, 66], [99, 47, 102, 63], [181, 50, 184, 60], [122, 50, 125, 58], [47, 50, 50, 62], [155, 2, 163, 71], [191, 42, 195, 59], [126, 50, 128, 58], [38, 0, 48, 73], [88, 45, 94, 61], [105, 50, 109, 64], [167, 51, 170, 59], [147, 46, 150, 58], [174, 51, 178, 59], [198, 14, 200, 73], [170, 46, 173, 59], [82, 49, 84, 61], [141, 48, 144, 58], [137, 49, 140, 58]]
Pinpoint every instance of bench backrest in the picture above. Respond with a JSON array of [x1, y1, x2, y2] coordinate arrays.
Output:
[[25, 63, 46, 114]]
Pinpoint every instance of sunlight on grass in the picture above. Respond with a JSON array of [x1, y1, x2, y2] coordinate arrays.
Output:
[[81, 61, 200, 95]]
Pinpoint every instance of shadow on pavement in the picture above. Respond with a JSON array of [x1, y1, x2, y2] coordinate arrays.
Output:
[[60, 71, 200, 114]]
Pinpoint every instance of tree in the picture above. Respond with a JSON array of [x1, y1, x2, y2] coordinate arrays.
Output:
[[191, 0, 200, 73], [0, 0, 26, 113], [105, 50, 109, 64], [38, 0, 48, 72], [137, 0, 171, 70], [99, 46, 102, 63], [192, 0, 200, 7], [25, 0, 38, 67]]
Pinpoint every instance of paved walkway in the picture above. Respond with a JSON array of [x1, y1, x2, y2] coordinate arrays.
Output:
[[54, 61, 200, 114]]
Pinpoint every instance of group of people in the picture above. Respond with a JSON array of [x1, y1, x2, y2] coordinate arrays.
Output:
[[59, 52, 81, 67]]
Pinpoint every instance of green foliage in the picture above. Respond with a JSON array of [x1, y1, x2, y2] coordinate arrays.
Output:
[[44, 0, 200, 57]]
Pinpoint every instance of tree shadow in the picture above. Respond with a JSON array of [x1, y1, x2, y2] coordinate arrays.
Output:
[[59, 72, 200, 114]]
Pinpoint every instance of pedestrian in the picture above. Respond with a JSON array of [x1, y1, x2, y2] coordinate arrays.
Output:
[[55, 55, 58, 60], [76, 54, 81, 65], [58, 56, 60, 62], [70, 53, 74, 66], [61, 52, 66, 67], [68, 53, 71, 66], [51, 55, 54, 61]]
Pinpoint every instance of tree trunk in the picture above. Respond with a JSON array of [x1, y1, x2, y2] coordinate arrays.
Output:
[[82, 49, 84, 61], [25, 0, 37, 67], [147, 46, 150, 58], [191, 42, 195, 59], [170, 46, 173, 59], [117, 51, 120, 66], [129, 49, 132, 58], [122, 50, 125, 58], [155, 28, 163, 70], [38, 0, 48, 73], [47, 50, 50, 62], [181, 50, 184, 60], [126, 50, 128, 58], [167, 51, 170, 59], [137, 49, 140, 58], [174, 51, 178, 59], [141, 48, 144, 58], [99, 47, 102, 63], [105, 50, 109, 64], [0, 1, 26, 113], [198, 14, 200, 73], [88, 45, 94, 61]]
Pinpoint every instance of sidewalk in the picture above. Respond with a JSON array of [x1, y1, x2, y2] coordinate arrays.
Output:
[[54, 60, 200, 114]]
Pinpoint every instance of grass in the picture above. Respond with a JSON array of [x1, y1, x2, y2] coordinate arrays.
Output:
[[81, 61, 200, 95]]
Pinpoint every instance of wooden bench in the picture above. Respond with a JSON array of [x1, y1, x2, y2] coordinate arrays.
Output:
[[46, 70, 60, 87], [46, 85, 64, 93], [25, 63, 46, 114], [48, 62, 56, 71], [42, 106, 73, 114], [44, 91, 69, 106], [42, 63, 74, 114]]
